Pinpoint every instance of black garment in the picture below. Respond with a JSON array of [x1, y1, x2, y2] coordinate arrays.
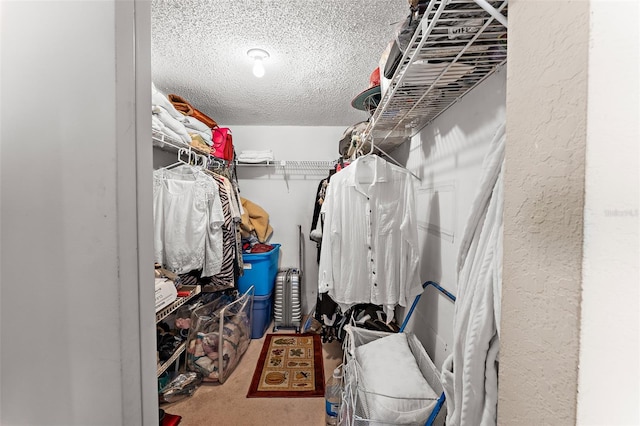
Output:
[[310, 179, 328, 241], [310, 168, 338, 262], [314, 293, 340, 343]]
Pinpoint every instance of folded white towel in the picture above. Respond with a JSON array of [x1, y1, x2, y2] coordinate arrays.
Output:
[[238, 150, 274, 158], [152, 117, 188, 148], [152, 82, 186, 122], [152, 105, 191, 145], [237, 150, 274, 163], [183, 116, 211, 133]]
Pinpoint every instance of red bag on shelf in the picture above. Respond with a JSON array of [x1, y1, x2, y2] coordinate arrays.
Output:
[[211, 127, 234, 161]]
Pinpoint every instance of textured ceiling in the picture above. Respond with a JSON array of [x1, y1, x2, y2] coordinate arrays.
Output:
[[151, 0, 408, 127]]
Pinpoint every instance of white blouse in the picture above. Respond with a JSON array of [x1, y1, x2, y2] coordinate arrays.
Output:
[[153, 165, 224, 277], [318, 155, 422, 321]]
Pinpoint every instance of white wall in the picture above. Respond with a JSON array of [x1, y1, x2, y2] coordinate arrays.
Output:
[[232, 125, 345, 314], [389, 69, 506, 368], [577, 1, 640, 424], [0, 1, 156, 425]]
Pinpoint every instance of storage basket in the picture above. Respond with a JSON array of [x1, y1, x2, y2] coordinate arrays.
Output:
[[340, 325, 446, 426], [185, 287, 254, 383], [237, 244, 281, 296], [251, 292, 273, 339]]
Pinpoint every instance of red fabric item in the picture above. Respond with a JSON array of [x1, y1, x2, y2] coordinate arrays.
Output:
[[211, 127, 234, 161], [249, 243, 273, 254], [161, 412, 182, 426]]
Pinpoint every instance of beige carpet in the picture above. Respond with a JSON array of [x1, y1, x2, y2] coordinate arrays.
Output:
[[162, 325, 343, 426]]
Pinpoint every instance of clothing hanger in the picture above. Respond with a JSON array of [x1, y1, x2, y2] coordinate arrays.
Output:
[[364, 137, 422, 182], [197, 154, 208, 168], [161, 147, 190, 170]]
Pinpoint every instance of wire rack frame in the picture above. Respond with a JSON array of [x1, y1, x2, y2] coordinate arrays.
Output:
[[235, 160, 336, 174], [152, 130, 211, 157], [365, 0, 508, 151]]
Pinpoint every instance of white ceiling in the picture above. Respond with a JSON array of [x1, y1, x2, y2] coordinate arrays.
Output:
[[151, 0, 409, 127]]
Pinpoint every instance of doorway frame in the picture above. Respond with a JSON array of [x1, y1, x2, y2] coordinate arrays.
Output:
[[115, 0, 157, 424]]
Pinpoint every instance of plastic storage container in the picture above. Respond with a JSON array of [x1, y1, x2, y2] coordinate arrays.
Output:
[[251, 292, 273, 339], [185, 288, 253, 383], [238, 244, 280, 296]]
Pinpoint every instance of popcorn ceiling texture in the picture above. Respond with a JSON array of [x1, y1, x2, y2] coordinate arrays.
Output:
[[499, 1, 589, 424], [151, 0, 408, 126]]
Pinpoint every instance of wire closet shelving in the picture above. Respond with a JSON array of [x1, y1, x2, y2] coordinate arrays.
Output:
[[364, 0, 508, 152], [235, 159, 336, 175]]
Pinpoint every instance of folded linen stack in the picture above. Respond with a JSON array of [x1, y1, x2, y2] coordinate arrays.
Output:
[[236, 150, 274, 164], [152, 82, 192, 146], [151, 82, 220, 153]]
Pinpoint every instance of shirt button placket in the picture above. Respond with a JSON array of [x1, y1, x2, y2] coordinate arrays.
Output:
[[367, 197, 377, 293], [366, 197, 374, 281]]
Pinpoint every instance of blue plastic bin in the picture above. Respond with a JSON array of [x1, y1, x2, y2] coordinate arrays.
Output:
[[251, 292, 273, 339], [238, 244, 280, 296]]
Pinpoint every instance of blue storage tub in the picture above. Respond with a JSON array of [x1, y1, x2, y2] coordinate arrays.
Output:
[[251, 292, 273, 339], [238, 244, 280, 296]]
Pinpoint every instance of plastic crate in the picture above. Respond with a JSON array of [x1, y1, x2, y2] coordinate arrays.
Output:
[[251, 292, 273, 339], [238, 244, 280, 296]]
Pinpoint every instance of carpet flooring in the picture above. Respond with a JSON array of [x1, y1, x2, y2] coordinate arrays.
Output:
[[161, 324, 343, 426]]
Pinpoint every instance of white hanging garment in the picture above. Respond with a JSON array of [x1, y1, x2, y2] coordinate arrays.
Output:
[[153, 165, 224, 277], [441, 123, 505, 426], [317, 155, 421, 322]]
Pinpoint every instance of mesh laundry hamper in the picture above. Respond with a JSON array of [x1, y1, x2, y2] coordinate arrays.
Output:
[[340, 325, 446, 426]]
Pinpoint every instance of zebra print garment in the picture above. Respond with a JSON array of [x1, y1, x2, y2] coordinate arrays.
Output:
[[205, 172, 235, 291], [217, 174, 244, 273]]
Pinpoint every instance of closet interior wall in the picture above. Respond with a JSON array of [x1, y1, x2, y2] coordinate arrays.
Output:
[[232, 125, 345, 314], [390, 68, 506, 369]]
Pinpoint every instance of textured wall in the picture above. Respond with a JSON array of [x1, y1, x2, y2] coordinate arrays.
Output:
[[499, 1, 589, 424]]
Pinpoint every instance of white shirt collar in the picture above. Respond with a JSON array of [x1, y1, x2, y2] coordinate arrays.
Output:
[[343, 155, 389, 187]]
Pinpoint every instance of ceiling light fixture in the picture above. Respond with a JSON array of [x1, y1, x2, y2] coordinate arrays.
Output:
[[247, 48, 270, 78]]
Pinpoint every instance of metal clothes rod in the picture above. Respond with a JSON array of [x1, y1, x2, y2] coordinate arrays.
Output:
[[152, 130, 209, 156], [372, 143, 422, 182], [153, 130, 232, 169]]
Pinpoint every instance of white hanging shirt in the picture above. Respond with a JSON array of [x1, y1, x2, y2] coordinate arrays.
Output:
[[153, 165, 224, 277], [318, 155, 422, 321]]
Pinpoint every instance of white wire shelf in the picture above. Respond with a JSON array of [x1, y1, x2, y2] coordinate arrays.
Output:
[[152, 130, 231, 169], [155, 284, 201, 323], [155, 284, 201, 377], [157, 342, 187, 377], [235, 159, 336, 174], [152, 130, 210, 156], [365, 0, 508, 151]]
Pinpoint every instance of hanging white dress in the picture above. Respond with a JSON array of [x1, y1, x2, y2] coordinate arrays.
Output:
[[153, 165, 224, 277]]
